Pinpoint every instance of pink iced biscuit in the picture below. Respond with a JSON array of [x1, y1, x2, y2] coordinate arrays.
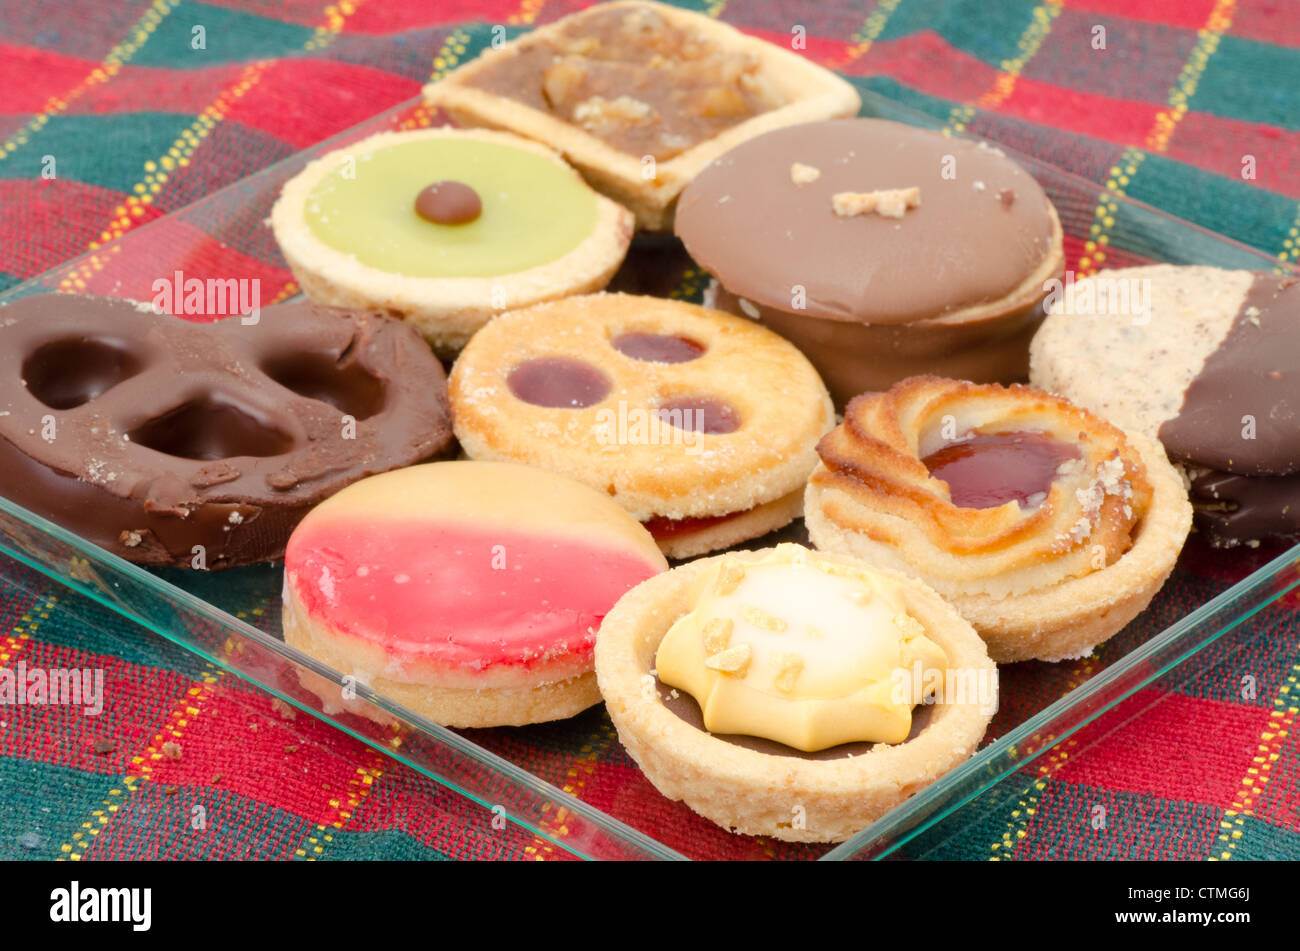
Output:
[[282, 460, 669, 727]]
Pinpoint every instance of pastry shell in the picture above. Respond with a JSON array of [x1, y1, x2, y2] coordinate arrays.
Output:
[[807, 431, 1193, 663], [270, 127, 634, 357], [594, 548, 996, 842], [423, 1, 861, 231]]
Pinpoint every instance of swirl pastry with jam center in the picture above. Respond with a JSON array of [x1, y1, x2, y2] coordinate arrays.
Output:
[[805, 377, 1192, 662]]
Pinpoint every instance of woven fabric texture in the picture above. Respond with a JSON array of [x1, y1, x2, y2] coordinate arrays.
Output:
[[0, 0, 1298, 861]]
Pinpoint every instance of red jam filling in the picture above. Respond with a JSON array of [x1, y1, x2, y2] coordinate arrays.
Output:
[[611, 333, 705, 364], [642, 510, 741, 540], [656, 395, 740, 435], [922, 430, 1081, 509], [507, 357, 611, 408]]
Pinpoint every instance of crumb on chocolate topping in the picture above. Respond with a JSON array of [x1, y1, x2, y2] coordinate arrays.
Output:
[[832, 187, 921, 219], [790, 162, 821, 185]]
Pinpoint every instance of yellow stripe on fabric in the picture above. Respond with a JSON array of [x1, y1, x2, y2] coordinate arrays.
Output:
[[988, 656, 1097, 860], [0, 0, 179, 165], [946, 0, 1063, 135], [1079, 0, 1236, 278], [1209, 659, 1299, 861], [57, 0, 368, 292], [1144, 0, 1236, 153], [60, 664, 223, 861], [295, 751, 387, 860], [840, 0, 906, 68]]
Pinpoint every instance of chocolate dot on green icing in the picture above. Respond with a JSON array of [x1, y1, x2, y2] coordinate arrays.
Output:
[[304, 138, 598, 278], [415, 180, 482, 225]]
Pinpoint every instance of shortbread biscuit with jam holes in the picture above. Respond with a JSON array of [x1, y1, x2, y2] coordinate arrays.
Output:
[[449, 293, 835, 558]]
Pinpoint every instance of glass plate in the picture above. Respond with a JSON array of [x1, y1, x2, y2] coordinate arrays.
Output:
[[2, 84, 1296, 861]]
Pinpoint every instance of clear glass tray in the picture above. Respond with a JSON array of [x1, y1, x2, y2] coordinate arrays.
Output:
[[2, 86, 1296, 861]]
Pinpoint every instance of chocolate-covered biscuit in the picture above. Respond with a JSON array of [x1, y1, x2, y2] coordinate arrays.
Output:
[[0, 295, 453, 568], [1030, 265, 1299, 546], [675, 118, 1065, 406]]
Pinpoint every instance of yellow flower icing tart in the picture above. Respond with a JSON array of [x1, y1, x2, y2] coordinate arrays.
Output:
[[805, 376, 1193, 663], [270, 127, 634, 356], [595, 543, 996, 842], [448, 293, 835, 558], [423, 1, 860, 231]]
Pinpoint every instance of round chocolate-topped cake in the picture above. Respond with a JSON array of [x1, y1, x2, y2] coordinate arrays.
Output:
[[675, 118, 1064, 405]]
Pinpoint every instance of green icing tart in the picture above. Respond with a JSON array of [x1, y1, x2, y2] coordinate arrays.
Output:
[[271, 128, 635, 354]]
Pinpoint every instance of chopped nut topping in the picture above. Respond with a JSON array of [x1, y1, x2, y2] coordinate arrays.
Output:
[[739, 70, 783, 109], [705, 642, 752, 675], [790, 162, 821, 185], [741, 605, 787, 633], [119, 530, 143, 548], [573, 94, 653, 130], [694, 85, 750, 118], [715, 559, 745, 595], [542, 56, 588, 107], [896, 613, 927, 641], [774, 653, 804, 693], [702, 617, 734, 654], [832, 187, 921, 219], [564, 35, 599, 56]]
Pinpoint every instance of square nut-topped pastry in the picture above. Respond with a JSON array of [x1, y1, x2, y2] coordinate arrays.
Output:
[[423, 1, 861, 231]]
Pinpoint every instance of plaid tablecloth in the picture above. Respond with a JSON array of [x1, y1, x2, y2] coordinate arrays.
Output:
[[1, 0, 1298, 861]]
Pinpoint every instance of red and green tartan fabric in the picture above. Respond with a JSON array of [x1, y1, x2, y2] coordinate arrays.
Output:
[[1, 0, 1299, 861]]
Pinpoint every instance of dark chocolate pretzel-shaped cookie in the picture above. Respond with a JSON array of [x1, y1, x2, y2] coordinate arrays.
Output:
[[0, 294, 453, 569]]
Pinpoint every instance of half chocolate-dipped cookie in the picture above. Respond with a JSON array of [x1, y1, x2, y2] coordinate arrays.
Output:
[[449, 293, 834, 558], [271, 127, 634, 357], [805, 377, 1192, 663], [675, 118, 1065, 406], [596, 543, 996, 842], [1031, 265, 1299, 547]]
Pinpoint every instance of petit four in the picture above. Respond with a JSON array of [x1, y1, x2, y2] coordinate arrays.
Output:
[[270, 127, 634, 356], [805, 377, 1192, 662], [282, 461, 668, 728], [423, 1, 860, 231], [448, 293, 835, 558], [0, 295, 452, 569], [1031, 266, 1299, 546], [596, 543, 996, 841], [675, 118, 1065, 406]]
